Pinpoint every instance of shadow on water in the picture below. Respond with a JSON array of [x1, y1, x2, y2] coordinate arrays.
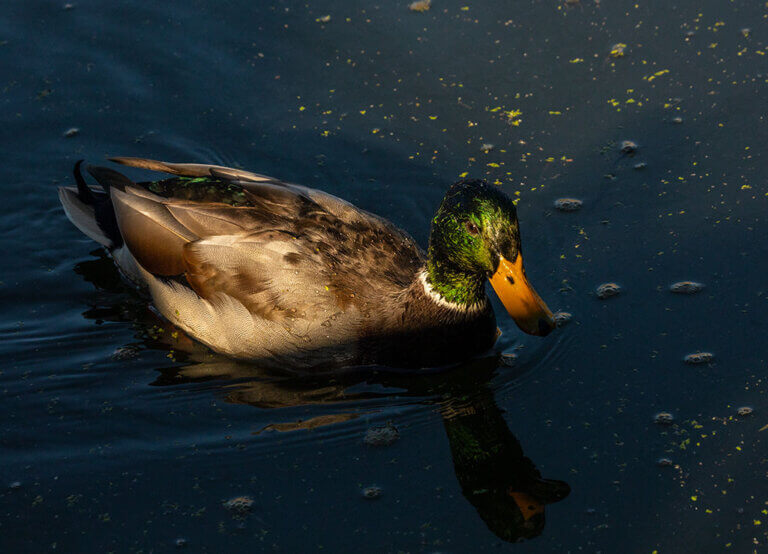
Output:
[[74, 250, 571, 543]]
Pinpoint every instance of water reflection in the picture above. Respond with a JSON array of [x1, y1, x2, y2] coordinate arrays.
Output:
[[440, 385, 570, 541], [75, 252, 570, 542]]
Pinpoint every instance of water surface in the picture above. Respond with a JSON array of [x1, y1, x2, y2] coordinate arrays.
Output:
[[1, 0, 767, 552]]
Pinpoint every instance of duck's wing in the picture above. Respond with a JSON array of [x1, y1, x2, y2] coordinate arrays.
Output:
[[85, 158, 425, 364], [104, 156, 424, 279], [110, 156, 375, 223]]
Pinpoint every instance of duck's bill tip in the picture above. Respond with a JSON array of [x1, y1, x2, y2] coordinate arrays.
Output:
[[507, 490, 545, 521], [488, 254, 555, 337]]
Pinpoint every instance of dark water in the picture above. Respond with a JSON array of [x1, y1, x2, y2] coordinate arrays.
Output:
[[2, 0, 767, 552]]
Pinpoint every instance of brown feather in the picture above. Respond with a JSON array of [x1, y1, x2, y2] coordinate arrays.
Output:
[[110, 188, 197, 275]]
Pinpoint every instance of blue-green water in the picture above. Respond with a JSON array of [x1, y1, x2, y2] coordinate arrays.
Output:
[[1, 1, 767, 552]]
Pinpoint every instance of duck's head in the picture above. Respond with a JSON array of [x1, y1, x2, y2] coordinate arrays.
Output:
[[427, 179, 555, 336]]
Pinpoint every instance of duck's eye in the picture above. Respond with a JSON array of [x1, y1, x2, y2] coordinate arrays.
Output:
[[464, 221, 480, 235]]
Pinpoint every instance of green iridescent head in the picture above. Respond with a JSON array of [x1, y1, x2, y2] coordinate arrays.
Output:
[[428, 180, 520, 275], [426, 179, 555, 336]]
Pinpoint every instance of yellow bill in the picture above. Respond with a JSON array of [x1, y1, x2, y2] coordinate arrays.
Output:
[[489, 254, 555, 336]]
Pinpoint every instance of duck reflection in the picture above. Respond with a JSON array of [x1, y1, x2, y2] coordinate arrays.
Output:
[[75, 252, 570, 542], [439, 386, 570, 541]]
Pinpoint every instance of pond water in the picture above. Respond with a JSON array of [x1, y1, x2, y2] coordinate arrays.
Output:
[[1, 0, 767, 552]]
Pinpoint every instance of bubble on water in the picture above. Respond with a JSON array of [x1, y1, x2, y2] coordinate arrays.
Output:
[[364, 421, 399, 447], [620, 140, 637, 155], [500, 353, 518, 367], [596, 283, 621, 299], [480, 143, 495, 153], [362, 485, 383, 499], [223, 496, 254, 518], [554, 198, 582, 212], [684, 352, 714, 364], [657, 457, 673, 467], [111, 345, 140, 360], [654, 412, 675, 425], [737, 406, 753, 417], [554, 311, 572, 327], [669, 281, 704, 294]]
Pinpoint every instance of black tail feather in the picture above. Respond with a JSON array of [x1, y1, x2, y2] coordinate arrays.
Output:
[[71, 160, 124, 248], [73, 160, 96, 204]]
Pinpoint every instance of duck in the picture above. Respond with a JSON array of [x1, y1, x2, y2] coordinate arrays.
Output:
[[59, 157, 555, 370]]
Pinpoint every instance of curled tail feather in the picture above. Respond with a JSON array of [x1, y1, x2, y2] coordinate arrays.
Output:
[[58, 160, 123, 248]]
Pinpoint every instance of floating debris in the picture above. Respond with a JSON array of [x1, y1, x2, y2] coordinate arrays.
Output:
[[654, 412, 675, 425], [684, 352, 714, 364], [223, 496, 254, 518], [362, 485, 383, 499], [684, 31, 695, 40], [8, 481, 21, 490], [736, 406, 754, 417], [480, 143, 495, 153], [554, 198, 582, 212], [740, 28, 750, 38], [63, 3, 75, 9], [633, 162, 647, 170], [111, 345, 140, 360], [657, 457, 674, 467], [364, 421, 399, 447], [175, 538, 188, 548], [596, 283, 621, 299], [609, 43, 627, 58], [408, 0, 431, 12], [620, 140, 638, 155], [500, 352, 518, 367], [671, 116, 683, 124], [315, 14, 331, 23], [554, 311, 572, 327], [669, 281, 704, 294], [63, 127, 80, 138]]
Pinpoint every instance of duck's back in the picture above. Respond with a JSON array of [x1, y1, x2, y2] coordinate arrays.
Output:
[[59, 158, 427, 368]]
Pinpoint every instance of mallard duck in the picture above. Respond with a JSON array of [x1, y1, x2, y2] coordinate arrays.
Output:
[[59, 157, 554, 369]]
